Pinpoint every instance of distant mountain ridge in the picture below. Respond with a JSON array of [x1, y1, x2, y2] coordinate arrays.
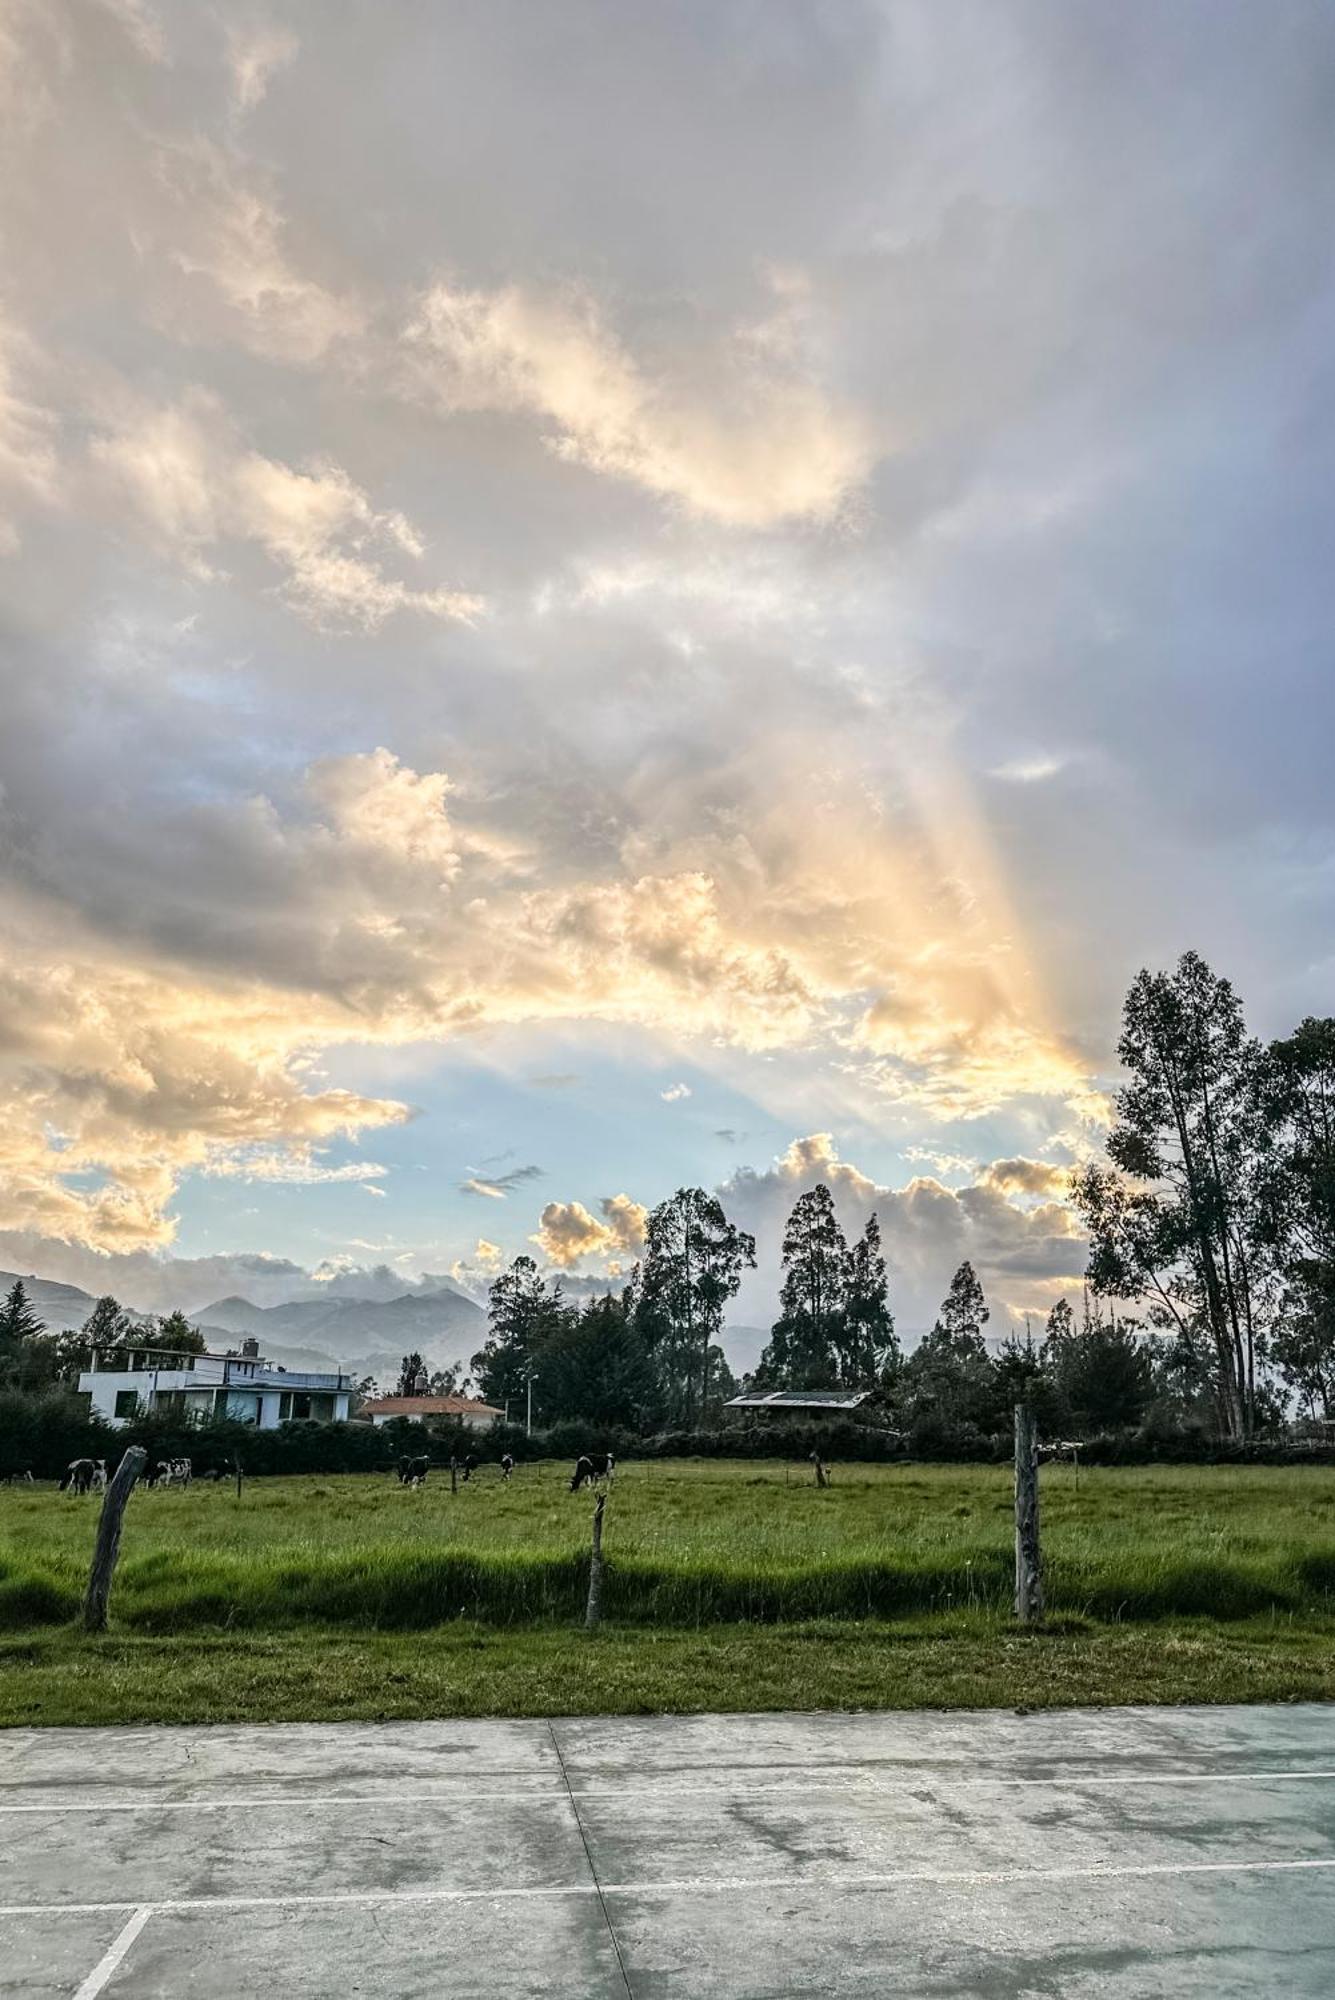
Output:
[[198, 1287, 486, 1370]]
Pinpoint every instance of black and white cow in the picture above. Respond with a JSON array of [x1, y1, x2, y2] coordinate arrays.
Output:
[[0, 1467, 34, 1485], [398, 1454, 430, 1487], [60, 1458, 97, 1495], [499, 1454, 514, 1482], [569, 1452, 615, 1492]]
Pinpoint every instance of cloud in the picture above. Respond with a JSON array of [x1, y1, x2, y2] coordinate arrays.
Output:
[[226, 21, 298, 114], [991, 754, 1066, 785], [716, 1134, 1087, 1352], [532, 1191, 648, 1270], [660, 1081, 692, 1102], [1, 0, 1329, 1312], [406, 278, 870, 527], [361, 1182, 386, 1198], [0, 312, 59, 547], [94, 0, 166, 64], [203, 1148, 389, 1186], [977, 1156, 1072, 1198], [90, 390, 481, 628], [459, 1163, 544, 1200]]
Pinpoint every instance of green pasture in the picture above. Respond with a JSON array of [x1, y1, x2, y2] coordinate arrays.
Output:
[[6, 1459, 1335, 1722], [6, 1457, 1335, 1631]]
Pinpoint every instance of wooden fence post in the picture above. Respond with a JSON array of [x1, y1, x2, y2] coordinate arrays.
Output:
[[584, 1493, 606, 1633], [233, 1452, 243, 1501], [1014, 1404, 1043, 1624], [450, 1456, 458, 1495], [84, 1446, 147, 1634]]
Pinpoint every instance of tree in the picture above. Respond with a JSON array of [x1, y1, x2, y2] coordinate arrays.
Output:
[[0, 1280, 52, 1391], [533, 1293, 660, 1429], [634, 1188, 755, 1425], [1255, 1019, 1335, 1420], [1074, 952, 1266, 1438], [395, 1352, 429, 1397], [156, 1309, 207, 1355], [758, 1185, 847, 1387], [82, 1295, 136, 1349], [470, 1256, 562, 1419], [840, 1212, 898, 1387], [902, 1261, 995, 1429], [0, 1280, 43, 1359], [990, 1321, 1074, 1435], [1042, 1292, 1152, 1433]]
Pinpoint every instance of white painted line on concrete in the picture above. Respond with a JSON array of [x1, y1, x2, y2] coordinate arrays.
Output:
[[0, 1790, 572, 1815], [71, 1907, 152, 1999], [3, 1767, 1335, 1814], [7, 1853, 1335, 1919]]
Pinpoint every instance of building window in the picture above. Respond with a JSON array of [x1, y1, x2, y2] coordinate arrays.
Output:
[[114, 1389, 139, 1419]]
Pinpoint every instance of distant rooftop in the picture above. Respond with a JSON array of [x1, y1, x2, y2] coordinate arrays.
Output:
[[361, 1394, 503, 1418], [724, 1389, 872, 1411]]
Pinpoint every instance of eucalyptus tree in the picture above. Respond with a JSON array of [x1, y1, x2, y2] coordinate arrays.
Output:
[[1256, 1018, 1335, 1419], [759, 1184, 847, 1386], [840, 1212, 898, 1386], [636, 1187, 755, 1423], [1073, 951, 1266, 1437], [470, 1255, 564, 1419]]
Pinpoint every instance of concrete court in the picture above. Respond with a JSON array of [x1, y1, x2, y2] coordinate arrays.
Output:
[[2, 1704, 1335, 1998]]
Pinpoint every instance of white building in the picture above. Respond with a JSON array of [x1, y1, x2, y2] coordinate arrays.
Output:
[[79, 1344, 353, 1429], [359, 1393, 502, 1430]]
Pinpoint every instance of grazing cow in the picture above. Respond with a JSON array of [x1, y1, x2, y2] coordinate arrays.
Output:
[[570, 1452, 615, 1492], [90, 1460, 108, 1493], [460, 1454, 479, 1483], [499, 1454, 514, 1482], [0, 1467, 34, 1485], [398, 1454, 430, 1487], [60, 1458, 97, 1495]]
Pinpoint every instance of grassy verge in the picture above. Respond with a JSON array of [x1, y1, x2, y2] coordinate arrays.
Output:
[[4, 1613, 1335, 1727]]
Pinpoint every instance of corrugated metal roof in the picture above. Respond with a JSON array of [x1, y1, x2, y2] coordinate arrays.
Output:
[[723, 1389, 871, 1410]]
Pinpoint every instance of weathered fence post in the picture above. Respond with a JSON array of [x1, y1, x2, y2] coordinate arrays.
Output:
[[584, 1493, 606, 1634], [84, 1446, 147, 1634], [1014, 1404, 1043, 1624], [233, 1451, 243, 1501], [450, 1456, 458, 1495]]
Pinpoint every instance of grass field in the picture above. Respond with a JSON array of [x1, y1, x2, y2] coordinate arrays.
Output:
[[5, 1459, 1335, 1723]]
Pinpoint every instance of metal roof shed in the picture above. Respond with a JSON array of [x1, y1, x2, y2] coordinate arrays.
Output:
[[723, 1389, 872, 1417]]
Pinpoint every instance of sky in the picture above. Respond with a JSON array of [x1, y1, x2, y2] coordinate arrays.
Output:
[[1, 1, 1333, 1349]]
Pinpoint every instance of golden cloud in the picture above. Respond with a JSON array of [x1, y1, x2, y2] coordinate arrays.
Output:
[[407, 279, 870, 528]]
